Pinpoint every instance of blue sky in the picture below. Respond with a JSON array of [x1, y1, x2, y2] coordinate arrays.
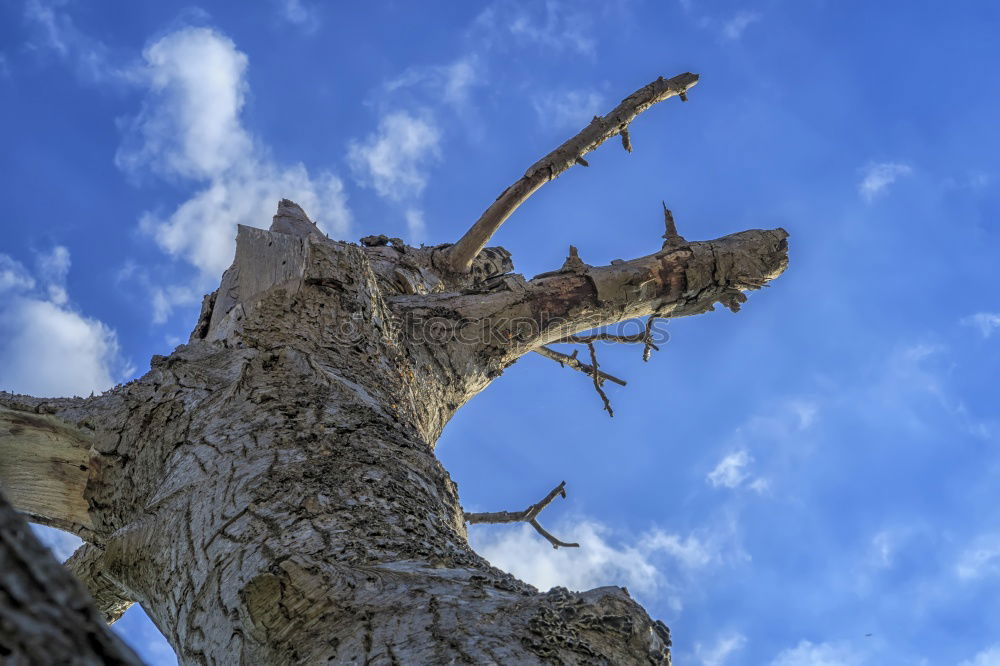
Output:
[[2, 0, 999, 664]]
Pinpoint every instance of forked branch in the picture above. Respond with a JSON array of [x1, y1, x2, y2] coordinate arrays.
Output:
[[534, 346, 627, 387], [447, 72, 699, 272], [465, 481, 580, 549]]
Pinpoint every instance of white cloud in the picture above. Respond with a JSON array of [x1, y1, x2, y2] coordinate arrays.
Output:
[[36, 245, 71, 305], [386, 56, 481, 109], [347, 111, 441, 202], [117, 28, 252, 181], [23, 0, 120, 84], [0, 255, 36, 293], [472, 520, 663, 598], [405, 209, 426, 244], [769, 640, 863, 666], [30, 524, 82, 562], [533, 89, 605, 131], [721, 11, 761, 40], [955, 535, 1000, 580], [858, 162, 912, 202], [707, 450, 752, 489], [470, 516, 741, 612], [473, 0, 596, 56], [277, 0, 319, 31], [870, 530, 896, 569], [960, 645, 1000, 666], [695, 632, 747, 666], [116, 27, 351, 319], [961, 312, 1000, 339], [0, 251, 132, 397]]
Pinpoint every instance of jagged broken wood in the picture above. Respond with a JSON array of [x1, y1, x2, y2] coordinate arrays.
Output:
[[447, 72, 699, 272], [465, 482, 579, 549]]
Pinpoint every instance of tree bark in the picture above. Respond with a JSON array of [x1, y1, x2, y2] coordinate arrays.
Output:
[[0, 488, 141, 664], [0, 68, 792, 660], [0, 196, 787, 663]]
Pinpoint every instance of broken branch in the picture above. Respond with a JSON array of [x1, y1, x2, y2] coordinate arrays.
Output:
[[447, 72, 699, 272], [0, 402, 97, 541], [465, 482, 580, 549]]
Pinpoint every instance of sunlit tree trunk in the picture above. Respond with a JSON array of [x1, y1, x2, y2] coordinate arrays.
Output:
[[0, 74, 789, 664]]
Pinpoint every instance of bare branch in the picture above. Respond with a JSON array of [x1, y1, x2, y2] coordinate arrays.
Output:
[[465, 482, 579, 549], [642, 316, 659, 362], [553, 330, 659, 349], [64, 543, 135, 625], [447, 72, 699, 272], [0, 404, 96, 541], [587, 343, 615, 418], [534, 346, 627, 387]]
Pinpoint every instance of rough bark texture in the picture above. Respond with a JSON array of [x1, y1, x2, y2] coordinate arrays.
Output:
[[0, 197, 787, 664], [0, 70, 793, 662], [0, 489, 141, 665]]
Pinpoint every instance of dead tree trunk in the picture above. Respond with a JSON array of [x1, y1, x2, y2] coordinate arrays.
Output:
[[0, 74, 788, 664], [0, 489, 141, 664]]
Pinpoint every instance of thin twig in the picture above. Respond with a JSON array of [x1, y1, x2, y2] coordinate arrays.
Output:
[[587, 343, 614, 417], [642, 316, 657, 362], [534, 346, 627, 386], [553, 331, 659, 349], [465, 482, 579, 549], [447, 73, 699, 272]]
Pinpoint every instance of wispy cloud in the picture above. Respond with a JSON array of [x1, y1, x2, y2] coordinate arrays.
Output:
[[404, 209, 427, 244], [721, 11, 761, 41], [276, 0, 320, 32], [116, 27, 351, 320], [859, 162, 912, 202], [695, 632, 747, 666], [23, 0, 122, 83], [707, 450, 753, 489], [768, 640, 863, 666], [961, 312, 1000, 339], [470, 514, 744, 612], [533, 89, 605, 131], [347, 111, 441, 202], [677, 2, 761, 42], [707, 398, 818, 492], [385, 56, 481, 110], [473, 0, 597, 56], [959, 645, 1000, 666], [0, 250, 132, 397], [955, 535, 1000, 580]]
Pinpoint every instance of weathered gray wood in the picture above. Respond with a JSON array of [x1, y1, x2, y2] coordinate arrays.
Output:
[[0, 406, 95, 540], [64, 543, 134, 625], [0, 489, 142, 664]]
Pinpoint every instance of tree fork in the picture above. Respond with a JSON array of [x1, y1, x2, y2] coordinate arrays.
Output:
[[0, 74, 789, 664]]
